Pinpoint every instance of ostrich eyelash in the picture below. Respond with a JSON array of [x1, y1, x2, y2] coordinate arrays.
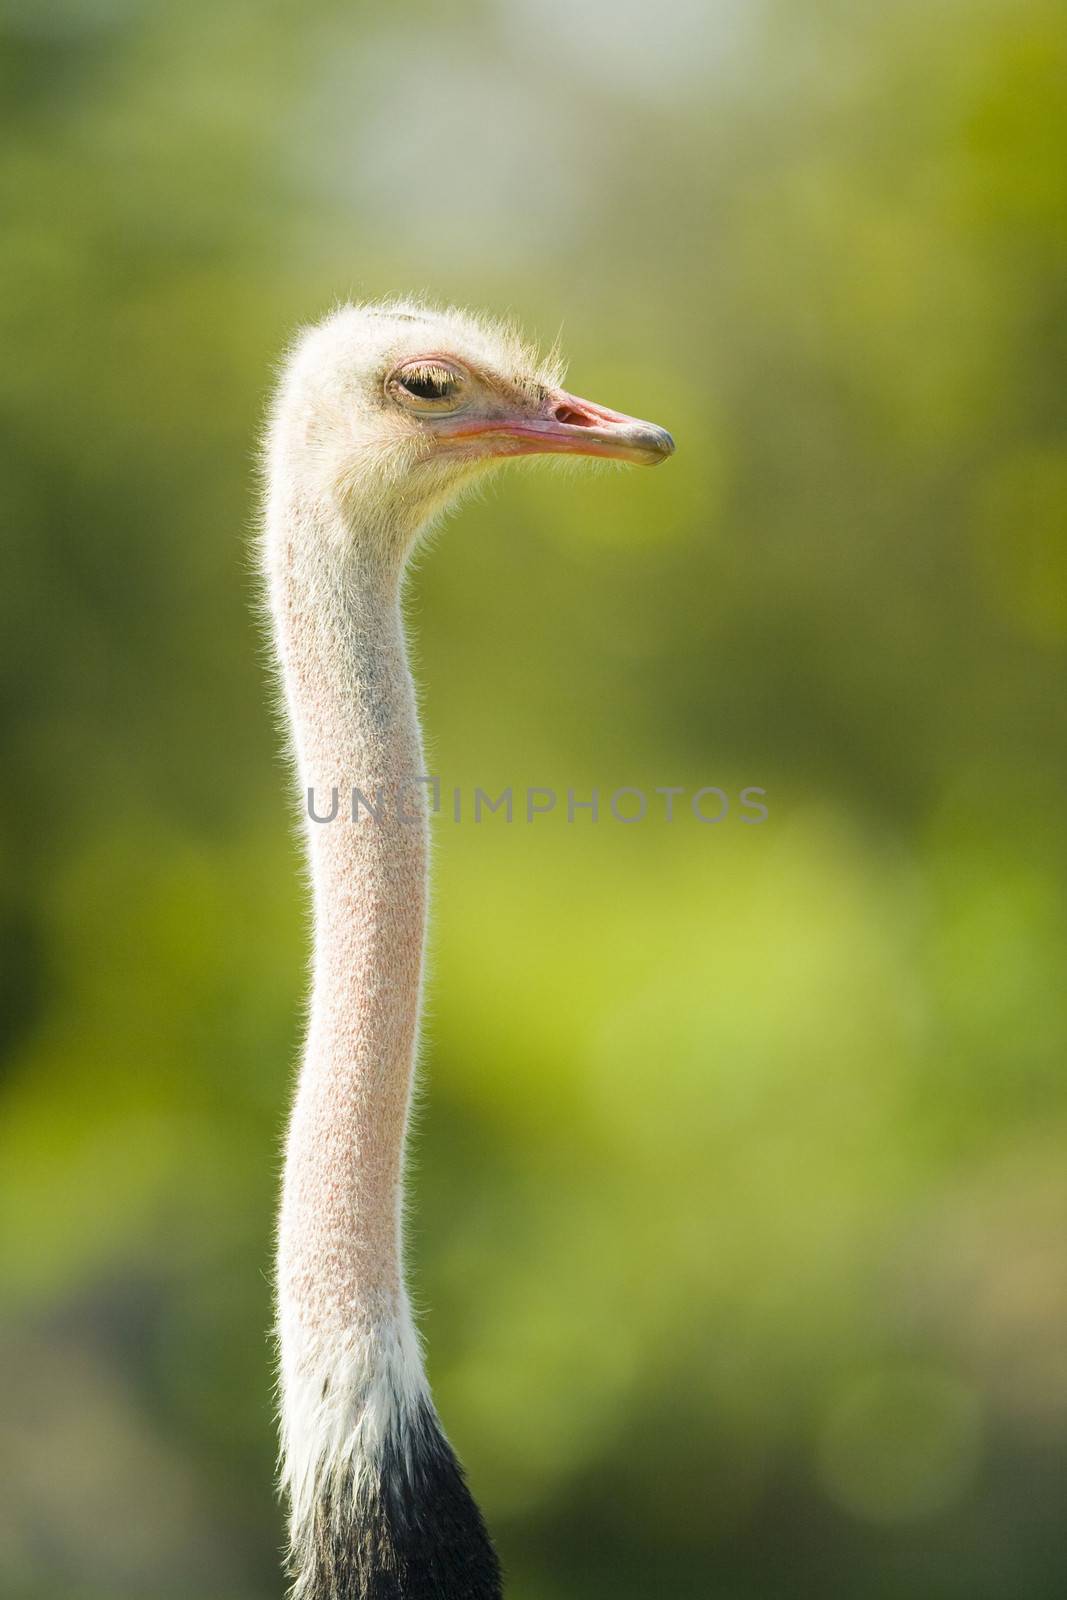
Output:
[[397, 363, 458, 400]]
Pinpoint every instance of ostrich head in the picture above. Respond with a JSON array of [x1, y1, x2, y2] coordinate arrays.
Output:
[[266, 299, 675, 558]]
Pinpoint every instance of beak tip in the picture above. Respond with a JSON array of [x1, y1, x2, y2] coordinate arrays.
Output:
[[642, 426, 675, 464]]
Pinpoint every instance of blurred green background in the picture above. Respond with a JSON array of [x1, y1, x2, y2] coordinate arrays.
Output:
[[2, 0, 1066, 1595]]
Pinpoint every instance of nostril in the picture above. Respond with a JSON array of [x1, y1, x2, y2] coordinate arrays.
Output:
[[552, 403, 592, 427]]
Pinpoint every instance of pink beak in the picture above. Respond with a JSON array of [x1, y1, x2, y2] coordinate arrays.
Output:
[[437, 386, 675, 467]]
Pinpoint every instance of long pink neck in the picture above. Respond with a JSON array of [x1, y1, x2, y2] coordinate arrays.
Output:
[[266, 449, 503, 1600], [273, 525, 427, 1345]]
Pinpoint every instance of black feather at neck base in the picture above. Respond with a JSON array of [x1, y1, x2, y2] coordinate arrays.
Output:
[[290, 1400, 503, 1600]]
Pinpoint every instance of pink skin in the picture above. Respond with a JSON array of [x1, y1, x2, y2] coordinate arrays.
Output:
[[434, 386, 676, 468]]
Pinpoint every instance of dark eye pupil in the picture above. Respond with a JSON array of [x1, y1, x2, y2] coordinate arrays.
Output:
[[402, 371, 452, 400]]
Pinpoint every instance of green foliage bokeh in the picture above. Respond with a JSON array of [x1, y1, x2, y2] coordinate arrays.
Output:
[[2, 1, 1066, 1596]]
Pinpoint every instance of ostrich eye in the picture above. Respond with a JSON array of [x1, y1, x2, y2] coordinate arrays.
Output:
[[389, 359, 467, 411]]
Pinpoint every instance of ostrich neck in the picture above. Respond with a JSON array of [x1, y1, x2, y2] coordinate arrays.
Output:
[[274, 518, 427, 1346]]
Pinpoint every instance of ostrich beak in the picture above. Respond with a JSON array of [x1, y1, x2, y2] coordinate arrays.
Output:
[[437, 387, 676, 467]]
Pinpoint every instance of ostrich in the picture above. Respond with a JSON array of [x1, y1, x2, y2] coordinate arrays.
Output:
[[261, 299, 674, 1600]]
